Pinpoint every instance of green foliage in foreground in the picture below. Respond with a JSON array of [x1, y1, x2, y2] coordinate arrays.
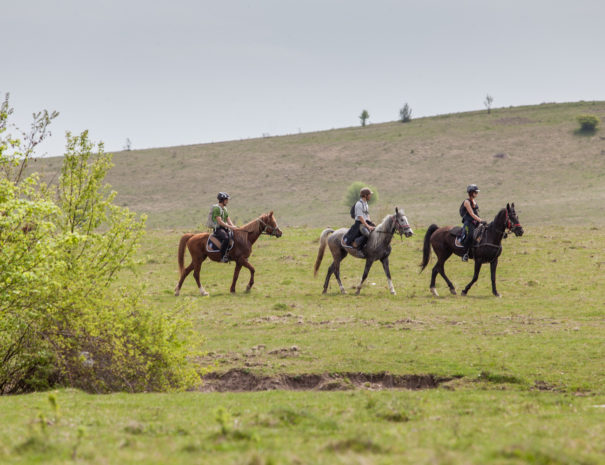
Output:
[[0, 97, 200, 394]]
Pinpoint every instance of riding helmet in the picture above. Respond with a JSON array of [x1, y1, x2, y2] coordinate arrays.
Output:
[[467, 184, 480, 194], [217, 192, 231, 202]]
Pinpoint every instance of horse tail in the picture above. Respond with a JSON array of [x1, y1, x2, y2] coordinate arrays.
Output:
[[420, 224, 439, 272], [178, 233, 194, 275], [314, 228, 334, 277]]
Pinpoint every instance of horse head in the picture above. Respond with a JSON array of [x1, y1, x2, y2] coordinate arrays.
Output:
[[260, 211, 282, 237], [506, 203, 523, 237], [394, 207, 413, 238]]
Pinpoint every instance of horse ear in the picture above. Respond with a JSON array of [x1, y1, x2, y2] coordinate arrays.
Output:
[[269, 210, 273, 216], [395, 206, 399, 214], [511, 202, 515, 209], [507, 203, 510, 210]]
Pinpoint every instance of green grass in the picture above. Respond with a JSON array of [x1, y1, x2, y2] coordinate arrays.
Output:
[[3, 225, 602, 464]]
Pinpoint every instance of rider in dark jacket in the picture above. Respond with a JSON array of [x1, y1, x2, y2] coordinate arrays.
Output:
[[459, 184, 484, 261]]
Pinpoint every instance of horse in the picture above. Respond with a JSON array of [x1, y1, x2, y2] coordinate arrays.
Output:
[[174, 211, 282, 296], [420, 203, 523, 297], [314, 207, 413, 295]]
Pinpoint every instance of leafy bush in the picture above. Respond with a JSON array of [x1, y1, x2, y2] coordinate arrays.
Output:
[[576, 114, 599, 131], [343, 182, 379, 209], [0, 95, 201, 394]]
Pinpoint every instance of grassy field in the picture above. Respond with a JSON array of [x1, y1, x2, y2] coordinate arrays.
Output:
[[6, 102, 604, 463], [1, 224, 604, 464], [30, 101, 605, 228]]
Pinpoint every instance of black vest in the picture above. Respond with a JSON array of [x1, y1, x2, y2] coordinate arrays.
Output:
[[460, 200, 479, 224]]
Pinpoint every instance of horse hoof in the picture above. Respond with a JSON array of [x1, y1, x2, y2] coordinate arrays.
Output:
[[494, 293, 501, 298], [174, 289, 180, 297], [461, 290, 467, 296], [340, 289, 347, 295], [200, 291, 209, 296], [245, 287, 251, 293], [390, 290, 396, 295], [430, 287, 439, 297], [450, 288, 457, 295]]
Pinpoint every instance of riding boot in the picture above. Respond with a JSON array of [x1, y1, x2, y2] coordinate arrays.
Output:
[[220, 242, 229, 263], [354, 236, 367, 258]]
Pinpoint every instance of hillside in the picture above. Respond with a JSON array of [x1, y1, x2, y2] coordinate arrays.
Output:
[[33, 101, 605, 228]]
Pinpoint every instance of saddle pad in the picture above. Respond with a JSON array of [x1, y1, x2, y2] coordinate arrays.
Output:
[[207, 234, 234, 253], [206, 235, 222, 252]]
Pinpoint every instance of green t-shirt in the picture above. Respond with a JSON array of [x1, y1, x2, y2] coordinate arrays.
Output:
[[211, 205, 229, 226]]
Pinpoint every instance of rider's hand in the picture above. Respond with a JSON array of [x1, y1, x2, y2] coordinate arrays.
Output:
[[481, 220, 487, 225]]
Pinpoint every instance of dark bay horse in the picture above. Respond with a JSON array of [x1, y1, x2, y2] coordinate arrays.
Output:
[[175, 212, 282, 296], [314, 207, 413, 295], [420, 203, 523, 297]]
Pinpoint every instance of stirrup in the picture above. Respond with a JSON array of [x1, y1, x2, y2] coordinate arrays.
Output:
[[461, 253, 469, 262], [221, 255, 229, 263]]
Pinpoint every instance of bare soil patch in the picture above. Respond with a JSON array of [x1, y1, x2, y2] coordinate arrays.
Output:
[[199, 369, 454, 392]]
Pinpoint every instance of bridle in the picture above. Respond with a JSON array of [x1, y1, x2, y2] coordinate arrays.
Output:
[[494, 209, 521, 235], [373, 214, 410, 236], [258, 217, 280, 236]]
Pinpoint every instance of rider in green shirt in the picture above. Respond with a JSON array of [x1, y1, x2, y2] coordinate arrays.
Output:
[[213, 192, 236, 262]]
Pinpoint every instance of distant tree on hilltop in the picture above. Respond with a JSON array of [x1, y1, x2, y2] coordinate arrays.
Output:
[[359, 110, 369, 127], [484, 94, 494, 114], [399, 103, 412, 123]]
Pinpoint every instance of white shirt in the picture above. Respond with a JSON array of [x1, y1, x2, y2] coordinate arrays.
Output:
[[354, 199, 370, 222]]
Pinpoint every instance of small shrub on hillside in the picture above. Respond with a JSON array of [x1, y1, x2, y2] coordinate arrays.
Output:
[[576, 114, 599, 132], [343, 182, 379, 210]]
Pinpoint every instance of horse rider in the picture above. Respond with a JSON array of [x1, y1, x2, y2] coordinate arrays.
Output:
[[347, 187, 376, 257], [212, 192, 237, 262], [458, 184, 485, 262]]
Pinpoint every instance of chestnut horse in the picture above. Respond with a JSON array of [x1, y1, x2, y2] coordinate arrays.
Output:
[[420, 203, 523, 297], [175, 211, 282, 296]]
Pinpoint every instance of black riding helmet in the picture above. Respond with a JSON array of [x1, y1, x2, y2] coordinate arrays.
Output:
[[467, 184, 480, 194], [217, 192, 230, 202]]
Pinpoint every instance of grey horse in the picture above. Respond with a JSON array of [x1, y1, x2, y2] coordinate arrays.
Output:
[[314, 207, 413, 295]]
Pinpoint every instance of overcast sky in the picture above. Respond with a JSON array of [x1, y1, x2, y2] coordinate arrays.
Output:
[[4, 0, 604, 157]]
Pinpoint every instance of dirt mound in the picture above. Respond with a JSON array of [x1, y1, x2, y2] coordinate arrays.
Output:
[[200, 369, 453, 392]]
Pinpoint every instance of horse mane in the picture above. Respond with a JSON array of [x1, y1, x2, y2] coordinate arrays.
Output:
[[375, 214, 394, 232], [487, 208, 507, 231], [233, 213, 269, 239]]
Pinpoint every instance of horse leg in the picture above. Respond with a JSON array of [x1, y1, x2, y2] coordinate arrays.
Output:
[[380, 256, 396, 295], [175, 263, 195, 296], [241, 259, 256, 293], [322, 262, 336, 294], [193, 258, 209, 296], [355, 259, 373, 295], [230, 262, 243, 294], [462, 260, 483, 296], [430, 263, 440, 296], [490, 258, 500, 297], [438, 262, 457, 295], [333, 261, 346, 294]]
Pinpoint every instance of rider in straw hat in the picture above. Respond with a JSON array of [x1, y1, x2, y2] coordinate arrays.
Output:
[[346, 187, 376, 257]]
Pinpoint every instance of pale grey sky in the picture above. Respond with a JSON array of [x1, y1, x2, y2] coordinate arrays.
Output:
[[4, 0, 604, 157]]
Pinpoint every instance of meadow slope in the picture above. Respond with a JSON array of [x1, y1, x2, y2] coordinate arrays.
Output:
[[32, 101, 605, 228]]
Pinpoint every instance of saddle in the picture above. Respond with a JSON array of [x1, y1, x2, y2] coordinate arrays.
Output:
[[207, 230, 234, 253], [451, 224, 486, 246]]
